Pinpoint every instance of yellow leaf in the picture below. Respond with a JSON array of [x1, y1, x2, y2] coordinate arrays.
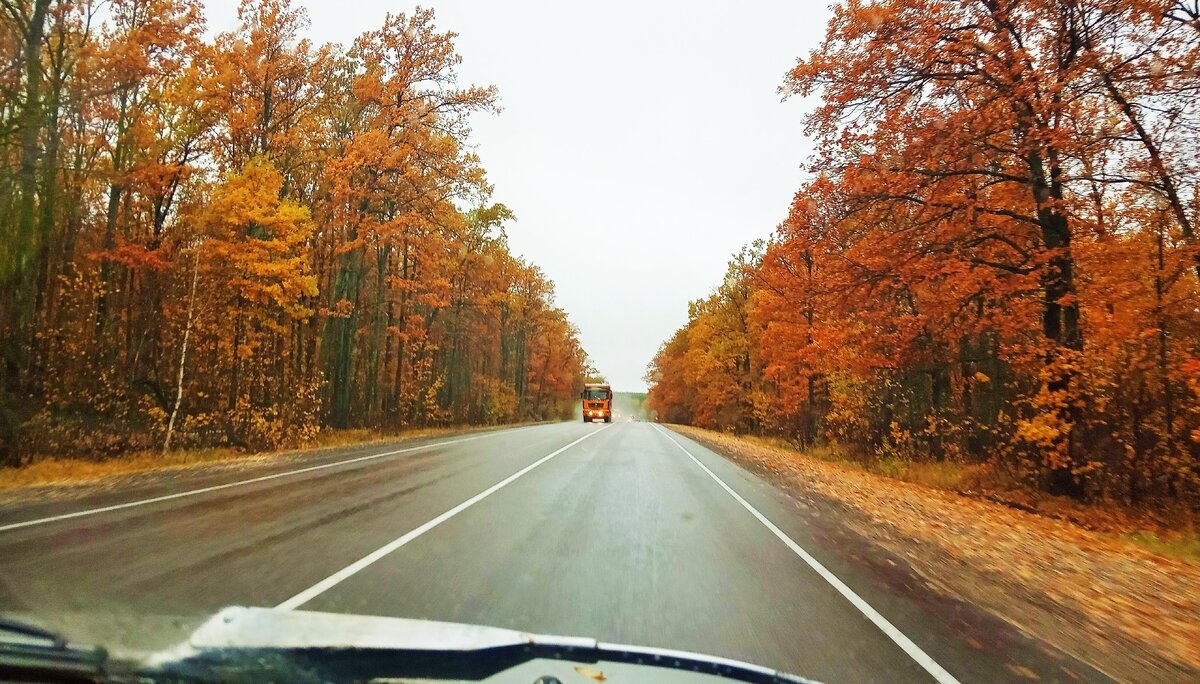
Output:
[[574, 666, 607, 682], [1006, 663, 1040, 680]]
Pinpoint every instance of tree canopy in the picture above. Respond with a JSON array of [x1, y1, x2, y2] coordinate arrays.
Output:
[[0, 0, 590, 460], [649, 0, 1200, 505]]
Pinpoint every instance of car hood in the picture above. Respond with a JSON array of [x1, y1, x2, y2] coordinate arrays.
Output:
[[172, 606, 586, 653], [143, 606, 817, 683]]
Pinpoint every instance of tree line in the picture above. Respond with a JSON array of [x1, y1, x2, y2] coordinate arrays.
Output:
[[648, 0, 1200, 505], [0, 0, 590, 463]]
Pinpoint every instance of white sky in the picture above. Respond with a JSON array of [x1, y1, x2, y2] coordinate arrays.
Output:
[[204, 1, 829, 392]]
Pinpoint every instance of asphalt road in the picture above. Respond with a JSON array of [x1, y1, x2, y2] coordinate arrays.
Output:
[[0, 422, 1112, 683]]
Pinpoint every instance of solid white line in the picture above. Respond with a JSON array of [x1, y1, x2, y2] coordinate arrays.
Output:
[[0, 427, 540, 534], [653, 425, 960, 684], [276, 425, 612, 610]]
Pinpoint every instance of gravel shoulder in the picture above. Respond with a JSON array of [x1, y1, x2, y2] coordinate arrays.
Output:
[[670, 425, 1200, 684]]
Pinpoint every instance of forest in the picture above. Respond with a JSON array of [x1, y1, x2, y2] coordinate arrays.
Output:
[[0, 0, 591, 464], [648, 0, 1200, 506]]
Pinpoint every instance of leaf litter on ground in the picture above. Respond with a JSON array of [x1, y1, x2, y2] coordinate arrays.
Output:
[[672, 425, 1200, 684]]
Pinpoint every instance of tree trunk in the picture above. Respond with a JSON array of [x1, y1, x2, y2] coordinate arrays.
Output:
[[13, 0, 50, 273], [327, 247, 363, 428], [1030, 149, 1085, 497], [165, 254, 200, 453], [365, 245, 389, 424], [5, 0, 52, 388], [96, 89, 131, 343]]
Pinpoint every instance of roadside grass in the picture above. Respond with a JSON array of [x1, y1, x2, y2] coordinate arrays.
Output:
[[677, 425, 1200, 562], [0, 446, 242, 489], [727, 432, 1000, 492], [1125, 529, 1200, 562], [0, 424, 516, 490]]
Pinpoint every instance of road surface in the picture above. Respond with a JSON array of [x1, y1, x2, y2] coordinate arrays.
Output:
[[0, 422, 1110, 683]]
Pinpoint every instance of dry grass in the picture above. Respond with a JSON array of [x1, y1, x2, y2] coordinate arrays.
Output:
[[726, 432, 1004, 494], [0, 424, 519, 490], [703, 428, 1197, 555], [0, 448, 236, 489], [1125, 529, 1200, 561]]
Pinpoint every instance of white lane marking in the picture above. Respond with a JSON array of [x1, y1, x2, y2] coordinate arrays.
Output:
[[276, 425, 612, 610], [653, 425, 960, 684], [0, 427, 542, 534]]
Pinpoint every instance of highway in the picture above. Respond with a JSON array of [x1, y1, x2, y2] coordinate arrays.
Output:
[[0, 422, 1110, 683]]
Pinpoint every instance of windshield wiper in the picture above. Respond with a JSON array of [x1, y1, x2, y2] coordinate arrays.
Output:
[[0, 616, 109, 683]]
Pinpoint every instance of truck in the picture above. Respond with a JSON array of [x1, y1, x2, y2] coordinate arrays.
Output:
[[581, 383, 613, 423]]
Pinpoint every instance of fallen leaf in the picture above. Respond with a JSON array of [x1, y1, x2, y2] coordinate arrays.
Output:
[[1006, 663, 1040, 680], [574, 665, 607, 682]]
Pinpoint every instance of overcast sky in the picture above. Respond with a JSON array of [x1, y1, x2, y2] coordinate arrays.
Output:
[[205, 1, 830, 392]]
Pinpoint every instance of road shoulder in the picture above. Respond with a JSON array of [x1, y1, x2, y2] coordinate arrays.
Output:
[[667, 424, 1200, 684], [0, 423, 546, 508]]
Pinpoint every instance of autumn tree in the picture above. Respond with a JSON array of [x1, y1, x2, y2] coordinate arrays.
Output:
[[651, 0, 1200, 505], [0, 2, 589, 463]]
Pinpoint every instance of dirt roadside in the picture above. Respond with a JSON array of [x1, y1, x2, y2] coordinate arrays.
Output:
[[670, 425, 1200, 684]]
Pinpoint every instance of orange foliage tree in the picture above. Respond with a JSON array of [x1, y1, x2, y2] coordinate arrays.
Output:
[[649, 0, 1200, 504], [0, 0, 589, 461]]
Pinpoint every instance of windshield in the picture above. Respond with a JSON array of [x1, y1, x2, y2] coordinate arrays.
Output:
[[0, 2, 1192, 684]]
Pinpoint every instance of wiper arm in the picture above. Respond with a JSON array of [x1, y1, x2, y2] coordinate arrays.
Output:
[[0, 615, 109, 683], [0, 616, 71, 646]]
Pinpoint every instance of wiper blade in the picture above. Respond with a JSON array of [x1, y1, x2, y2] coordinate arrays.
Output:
[[0, 616, 67, 646], [0, 615, 108, 683]]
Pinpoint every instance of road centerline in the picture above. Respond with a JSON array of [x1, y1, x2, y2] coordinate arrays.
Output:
[[0, 426, 538, 534], [275, 425, 613, 611], [653, 425, 960, 684]]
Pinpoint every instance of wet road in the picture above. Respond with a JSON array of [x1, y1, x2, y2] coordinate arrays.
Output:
[[0, 422, 1111, 683]]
